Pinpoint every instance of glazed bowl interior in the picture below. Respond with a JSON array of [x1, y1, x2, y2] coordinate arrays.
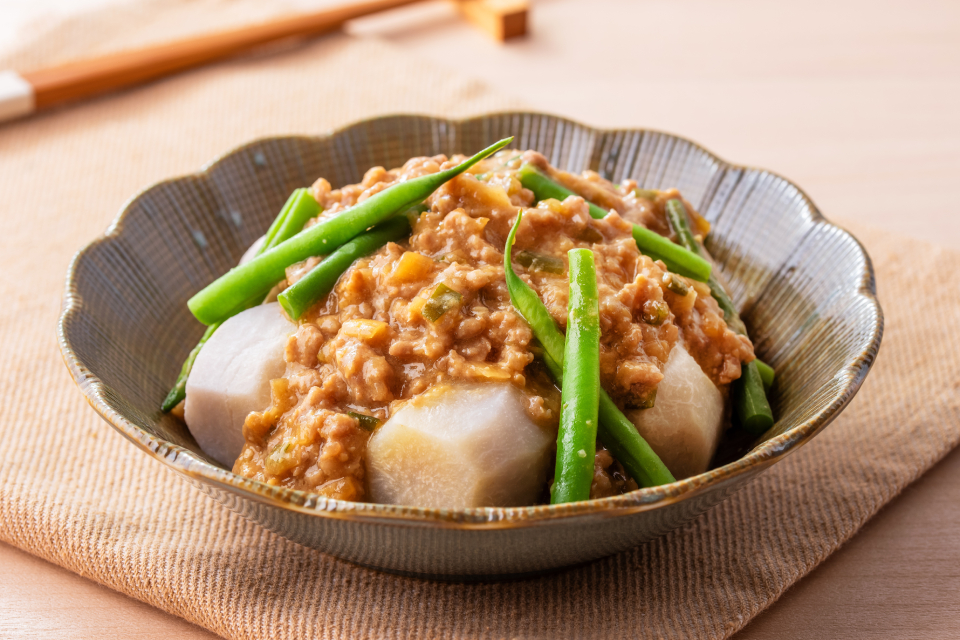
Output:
[[58, 113, 881, 576]]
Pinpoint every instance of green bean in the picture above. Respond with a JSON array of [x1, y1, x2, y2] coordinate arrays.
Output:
[[665, 198, 774, 435], [541, 353, 674, 488], [268, 189, 320, 249], [595, 383, 673, 486], [278, 216, 411, 321], [505, 212, 675, 488], [664, 198, 744, 333], [161, 190, 321, 411], [261, 191, 297, 250], [551, 249, 601, 504], [734, 361, 774, 435], [160, 322, 219, 412], [516, 163, 711, 282], [755, 358, 775, 390], [503, 212, 566, 362], [629, 225, 711, 282], [188, 137, 513, 325]]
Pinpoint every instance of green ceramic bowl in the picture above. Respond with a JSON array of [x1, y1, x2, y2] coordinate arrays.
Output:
[[58, 113, 882, 579]]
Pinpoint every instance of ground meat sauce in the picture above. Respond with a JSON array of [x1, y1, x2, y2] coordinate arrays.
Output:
[[232, 150, 754, 501]]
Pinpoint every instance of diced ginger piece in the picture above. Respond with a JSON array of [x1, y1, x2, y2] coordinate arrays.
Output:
[[340, 318, 389, 343], [184, 302, 295, 467], [463, 362, 513, 382], [391, 251, 435, 283], [316, 476, 362, 501], [366, 383, 554, 508], [626, 344, 724, 479]]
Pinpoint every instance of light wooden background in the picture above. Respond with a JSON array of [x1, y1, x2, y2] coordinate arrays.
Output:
[[1, 0, 959, 638]]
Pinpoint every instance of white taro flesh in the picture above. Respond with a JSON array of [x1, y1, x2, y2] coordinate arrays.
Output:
[[184, 302, 294, 467], [238, 235, 265, 265], [626, 344, 724, 479], [365, 383, 555, 509], [239, 235, 280, 302]]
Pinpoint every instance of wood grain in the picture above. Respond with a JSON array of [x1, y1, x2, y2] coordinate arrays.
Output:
[[736, 445, 960, 638]]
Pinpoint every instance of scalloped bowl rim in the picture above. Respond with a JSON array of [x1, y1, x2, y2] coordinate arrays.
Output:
[[57, 112, 883, 529]]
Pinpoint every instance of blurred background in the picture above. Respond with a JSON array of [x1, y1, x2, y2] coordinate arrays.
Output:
[[3, 0, 958, 250]]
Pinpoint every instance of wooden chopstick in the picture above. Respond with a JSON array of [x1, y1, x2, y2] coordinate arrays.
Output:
[[0, 0, 529, 124], [22, 0, 426, 111]]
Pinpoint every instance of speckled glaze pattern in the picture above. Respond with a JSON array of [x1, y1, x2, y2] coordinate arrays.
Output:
[[57, 113, 882, 579]]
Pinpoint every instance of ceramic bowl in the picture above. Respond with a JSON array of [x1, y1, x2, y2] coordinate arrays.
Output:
[[58, 113, 882, 579]]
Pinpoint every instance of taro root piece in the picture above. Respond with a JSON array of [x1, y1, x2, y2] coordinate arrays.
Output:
[[365, 383, 554, 508], [627, 344, 724, 479], [184, 302, 295, 466]]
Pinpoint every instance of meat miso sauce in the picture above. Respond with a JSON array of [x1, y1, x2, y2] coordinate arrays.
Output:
[[167, 138, 774, 509]]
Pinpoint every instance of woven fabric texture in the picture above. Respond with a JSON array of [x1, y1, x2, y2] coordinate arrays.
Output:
[[1, 3, 958, 639]]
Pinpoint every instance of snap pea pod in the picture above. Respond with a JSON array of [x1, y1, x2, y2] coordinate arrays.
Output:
[[161, 189, 321, 412], [278, 216, 411, 320], [505, 212, 676, 488], [551, 249, 601, 504], [189, 137, 514, 325], [665, 198, 774, 435], [516, 163, 711, 282]]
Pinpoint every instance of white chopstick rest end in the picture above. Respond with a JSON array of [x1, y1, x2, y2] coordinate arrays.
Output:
[[0, 70, 35, 123]]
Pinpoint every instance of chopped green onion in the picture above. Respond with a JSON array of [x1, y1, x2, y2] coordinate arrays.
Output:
[[662, 272, 690, 296], [578, 226, 605, 244], [634, 188, 660, 200], [422, 283, 462, 322], [516, 250, 566, 275], [641, 300, 669, 325], [348, 411, 381, 431]]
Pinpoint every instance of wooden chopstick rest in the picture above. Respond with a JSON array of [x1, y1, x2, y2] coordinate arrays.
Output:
[[453, 0, 528, 42]]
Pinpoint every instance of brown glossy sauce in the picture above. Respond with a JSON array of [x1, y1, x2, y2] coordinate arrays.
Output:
[[233, 150, 753, 501]]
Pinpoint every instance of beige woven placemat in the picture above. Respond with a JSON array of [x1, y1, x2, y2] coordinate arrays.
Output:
[[1, 3, 958, 639]]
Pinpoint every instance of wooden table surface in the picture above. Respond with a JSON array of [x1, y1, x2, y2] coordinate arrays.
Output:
[[2, 0, 959, 637]]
